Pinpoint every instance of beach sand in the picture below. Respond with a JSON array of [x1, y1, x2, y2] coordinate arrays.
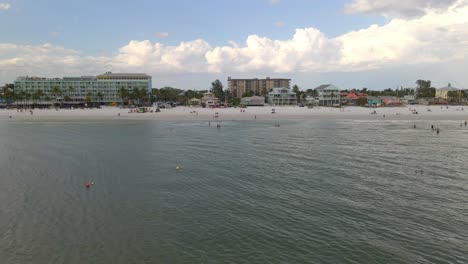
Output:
[[1, 105, 468, 121]]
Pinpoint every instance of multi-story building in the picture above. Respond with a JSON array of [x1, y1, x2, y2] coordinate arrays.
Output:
[[201, 92, 220, 107], [435, 83, 460, 99], [315, 84, 341, 106], [267, 88, 297, 105], [228, 77, 291, 99], [14, 72, 152, 103]]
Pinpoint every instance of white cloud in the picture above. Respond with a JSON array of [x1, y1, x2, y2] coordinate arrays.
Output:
[[1, 0, 468, 87], [155, 32, 169, 38], [344, 0, 462, 18], [0, 3, 11, 10]]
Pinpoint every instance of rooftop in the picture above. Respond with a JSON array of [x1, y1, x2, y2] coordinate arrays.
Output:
[[314, 84, 340, 91], [97, 72, 151, 78], [228, 77, 291, 81]]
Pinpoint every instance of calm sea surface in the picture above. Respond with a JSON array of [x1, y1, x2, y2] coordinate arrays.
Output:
[[0, 120, 467, 264]]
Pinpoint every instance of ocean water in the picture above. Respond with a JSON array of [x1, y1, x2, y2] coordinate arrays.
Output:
[[0, 120, 467, 264]]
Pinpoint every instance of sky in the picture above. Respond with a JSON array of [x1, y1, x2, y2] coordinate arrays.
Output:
[[0, 0, 467, 90]]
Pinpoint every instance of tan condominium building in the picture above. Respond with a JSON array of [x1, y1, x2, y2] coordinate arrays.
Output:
[[228, 77, 291, 98]]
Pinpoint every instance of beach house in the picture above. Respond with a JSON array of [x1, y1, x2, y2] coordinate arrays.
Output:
[[436, 83, 460, 99], [403, 95, 416, 105], [341, 92, 360, 105], [381, 96, 403, 106], [315, 84, 341, 106], [201, 92, 219, 107], [367, 96, 382, 107], [267, 88, 297, 105]]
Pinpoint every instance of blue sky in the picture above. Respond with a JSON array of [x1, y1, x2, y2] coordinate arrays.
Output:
[[1, 0, 382, 54], [1, 0, 467, 89]]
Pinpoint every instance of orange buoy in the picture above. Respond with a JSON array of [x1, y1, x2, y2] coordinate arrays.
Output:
[[85, 183, 91, 188]]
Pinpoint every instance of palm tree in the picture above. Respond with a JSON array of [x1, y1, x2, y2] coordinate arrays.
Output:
[[32, 89, 43, 104], [118, 87, 128, 105], [68, 86, 75, 102], [37, 89, 44, 102], [15, 90, 26, 107], [96, 92, 104, 104], [51, 86, 62, 102], [25, 92, 32, 106], [85, 92, 93, 106]]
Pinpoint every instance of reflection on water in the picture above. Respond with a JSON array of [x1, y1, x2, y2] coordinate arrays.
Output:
[[0, 120, 466, 263]]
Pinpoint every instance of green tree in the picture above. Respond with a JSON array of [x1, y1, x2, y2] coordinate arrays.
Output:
[[32, 89, 44, 103], [68, 86, 75, 101], [16, 90, 27, 105], [118, 87, 128, 104], [96, 92, 104, 103], [306, 89, 318, 97], [1, 84, 15, 102], [356, 97, 368, 106], [447, 90, 461, 104], [24, 91, 31, 105], [85, 92, 92, 105], [138, 88, 149, 105], [210, 79, 224, 101], [242, 90, 254, 97], [158, 87, 184, 101], [416, 80, 436, 98], [292, 84, 301, 102], [51, 86, 62, 102]]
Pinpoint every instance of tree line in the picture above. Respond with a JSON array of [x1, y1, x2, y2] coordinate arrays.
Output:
[[2, 79, 466, 105]]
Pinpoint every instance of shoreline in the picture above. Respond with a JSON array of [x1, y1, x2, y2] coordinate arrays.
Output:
[[1, 106, 467, 121]]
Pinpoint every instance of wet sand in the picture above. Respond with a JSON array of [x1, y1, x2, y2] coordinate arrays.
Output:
[[1, 105, 467, 121]]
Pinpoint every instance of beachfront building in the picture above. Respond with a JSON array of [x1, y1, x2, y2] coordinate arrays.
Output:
[[14, 72, 152, 104], [240, 96, 265, 106], [380, 96, 403, 106], [201, 92, 219, 107], [436, 83, 461, 99], [341, 92, 359, 105], [267, 88, 297, 106], [305, 96, 317, 107], [367, 96, 382, 107], [188, 98, 201, 106], [315, 84, 341, 106], [228, 77, 291, 99], [417, 97, 447, 105], [403, 95, 416, 105]]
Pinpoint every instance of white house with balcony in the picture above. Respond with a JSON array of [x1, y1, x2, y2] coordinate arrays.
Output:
[[315, 84, 340, 106], [267, 87, 297, 105]]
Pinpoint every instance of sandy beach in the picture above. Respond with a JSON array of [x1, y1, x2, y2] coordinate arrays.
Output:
[[1, 105, 468, 121]]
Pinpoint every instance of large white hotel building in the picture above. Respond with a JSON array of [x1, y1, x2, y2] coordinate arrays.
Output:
[[14, 72, 152, 103]]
